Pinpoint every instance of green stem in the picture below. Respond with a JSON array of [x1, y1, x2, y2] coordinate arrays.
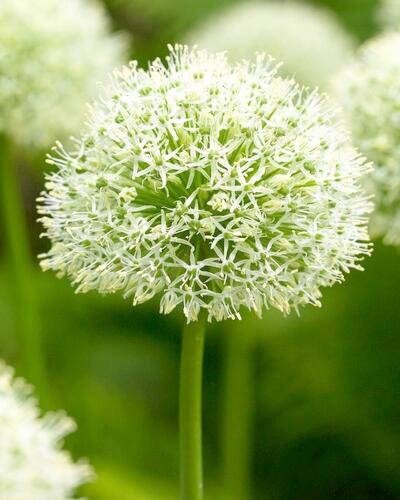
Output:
[[0, 134, 47, 400], [221, 325, 254, 500], [180, 315, 206, 500]]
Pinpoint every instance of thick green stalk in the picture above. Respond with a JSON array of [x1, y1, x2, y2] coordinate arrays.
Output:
[[0, 134, 47, 398], [221, 325, 254, 500], [180, 315, 206, 500]]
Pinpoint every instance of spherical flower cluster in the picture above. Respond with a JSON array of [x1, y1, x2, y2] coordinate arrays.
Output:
[[0, 0, 127, 149], [333, 33, 400, 246], [184, 2, 355, 88], [39, 46, 372, 323], [0, 362, 92, 499], [377, 0, 400, 30]]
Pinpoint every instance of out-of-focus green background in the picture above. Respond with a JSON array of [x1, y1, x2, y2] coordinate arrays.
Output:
[[1, 0, 399, 499]]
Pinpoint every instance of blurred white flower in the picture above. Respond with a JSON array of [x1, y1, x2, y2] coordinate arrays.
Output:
[[333, 33, 400, 246], [185, 1, 355, 88], [377, 0, 400, 30], [39, 45, 371, 323], [0, 361, 92, 499], [0, 0, 128, 149]]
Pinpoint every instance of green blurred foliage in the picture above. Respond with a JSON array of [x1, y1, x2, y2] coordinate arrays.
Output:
[[83, 461, 177, 499], [310, 0, 378, 41], [103, 0, 242, 64], [253, 243, 400, 499], [103, 0, 379, 65], [2, 0, 400, 499]]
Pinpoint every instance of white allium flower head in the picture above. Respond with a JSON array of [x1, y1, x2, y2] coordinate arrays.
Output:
[[0, 361, 92, 499], [333, 33, 400, 247], [185, 1, 355, 88], [38, 45, 372, 323], [377, 0, 400, 30], [0, 0, 127, 149]]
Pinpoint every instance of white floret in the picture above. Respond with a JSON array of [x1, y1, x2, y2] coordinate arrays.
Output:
[[39, 45, 372, 322], [333, 33, 400, 246], [0, 0, 127, 148], [0, 362, 92, 500]]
